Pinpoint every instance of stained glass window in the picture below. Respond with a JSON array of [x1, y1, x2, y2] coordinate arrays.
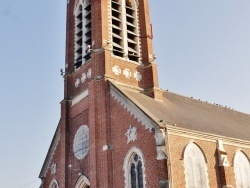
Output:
[[130, 153, 144, 188]]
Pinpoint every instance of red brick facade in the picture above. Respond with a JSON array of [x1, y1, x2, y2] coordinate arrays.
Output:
[[39, 0, 250, 187]]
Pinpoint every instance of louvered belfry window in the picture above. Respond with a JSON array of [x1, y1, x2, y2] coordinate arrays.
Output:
[[111, 0, 140, 62], [74, 0, 92, 69]]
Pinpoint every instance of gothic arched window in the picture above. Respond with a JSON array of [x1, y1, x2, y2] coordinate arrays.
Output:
[[74, 175, 90, 188], [49, 179, 59, 188], [124, 147, 146, 188], [111, 0, 140, 62], [184, 143, 209, 188], [74, 0, 92, 69], [234, 150, 250, 187]]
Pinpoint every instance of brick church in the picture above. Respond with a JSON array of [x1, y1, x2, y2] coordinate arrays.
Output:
[[39, 0, 250, 187]]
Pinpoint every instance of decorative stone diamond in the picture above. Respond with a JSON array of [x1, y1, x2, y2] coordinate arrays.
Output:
[[112, 65, 121, 75], [134, 71, 142, 81], [87, 68, 92, 79], [123, 68, 132, 78], [75, 78, 80, 88], [81, 73, 87, 83]]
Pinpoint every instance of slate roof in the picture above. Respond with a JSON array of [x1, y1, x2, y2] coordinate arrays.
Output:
[[115, 84, 250, 141]]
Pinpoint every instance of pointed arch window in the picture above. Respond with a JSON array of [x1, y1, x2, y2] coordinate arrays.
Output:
[[111, 0, 140, 62], [124, 147, 146, 188], [234, 150, 250, 188], [184, 143, 209, 188], [49, 179, 59, 188], [74, 175, 90, 188], [74, 0, 92, 69]]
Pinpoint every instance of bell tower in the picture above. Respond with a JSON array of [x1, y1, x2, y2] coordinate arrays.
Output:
[[64, 0, 160, 99], [61, 0, 160, 187], [40, 1, 163, 188]]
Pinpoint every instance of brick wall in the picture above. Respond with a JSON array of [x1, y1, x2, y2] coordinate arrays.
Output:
[[168, 133, 250, 188], [110, 94, 167, 187]]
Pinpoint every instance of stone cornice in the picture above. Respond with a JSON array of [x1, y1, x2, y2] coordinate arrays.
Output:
[[166, 125, 250, 148]]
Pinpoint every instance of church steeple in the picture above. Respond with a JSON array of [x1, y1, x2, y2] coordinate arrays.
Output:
[[64, 0, 160, 99], [39, 1, 165, 187]]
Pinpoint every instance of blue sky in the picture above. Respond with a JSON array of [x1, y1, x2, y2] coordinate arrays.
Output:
[[0, 0, 250, 187]]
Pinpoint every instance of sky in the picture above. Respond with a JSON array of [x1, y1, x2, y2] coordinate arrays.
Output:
[[0, 0, 250, 188]]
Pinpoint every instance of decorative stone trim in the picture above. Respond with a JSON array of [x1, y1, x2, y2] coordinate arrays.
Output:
[[112, 65, 122, 75], [71, 89, 89, 106], [50, 162, 57, 175], [75, 175, 90, 188], [87, 68, 92, 79], [49, 179, 59, 188], [217, 140, 230, 167], [75, 78, 80, 88], [74, 68, 92, 88], [112, 65, 142, 81], [81, 73, 87, 83], [110, 84, 157, 132], [134, 71, 142, 81], [125, 125, 137, 144], [39, 125, 61, 178], [123, 68, 132, 78], [155, 129, 167, 160], [167, 126, 250, 148]]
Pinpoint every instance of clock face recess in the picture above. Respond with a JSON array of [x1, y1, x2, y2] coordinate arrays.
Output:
[[73, 125, 90, 160]]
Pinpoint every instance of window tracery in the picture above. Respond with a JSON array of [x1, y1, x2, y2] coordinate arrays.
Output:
[[124, 147, 146, 188], [184, 143, 209, 188], [234, 150, 250, 188], [74, 175, 90, 188], [49, 179, 59, 188]]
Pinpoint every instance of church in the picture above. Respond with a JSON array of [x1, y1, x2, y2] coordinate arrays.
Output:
[[39, 0, 250, 187]]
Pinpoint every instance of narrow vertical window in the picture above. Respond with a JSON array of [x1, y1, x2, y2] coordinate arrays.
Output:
[[184, 143, 209, 188], [131, 163, 136, 188], [137, 161, 143, 188], [125, 1, 139, 61], [74, 0, 92, 69], [111, 0, 124, 57], [75, 4, 83, 68], [234, 151, 250, 187], [111, 0, 140, 62]]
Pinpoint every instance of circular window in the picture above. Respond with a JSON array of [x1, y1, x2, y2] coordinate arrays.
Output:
[[73, 125, 89, 160]]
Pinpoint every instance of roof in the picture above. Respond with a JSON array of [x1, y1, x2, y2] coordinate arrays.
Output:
[[113, 83, 250, 141]]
